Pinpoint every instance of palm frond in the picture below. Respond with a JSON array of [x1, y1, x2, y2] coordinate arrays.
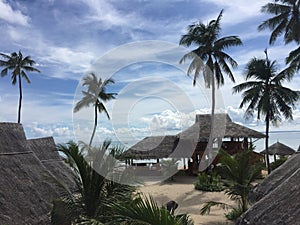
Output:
[[200, 201, 232, 215]]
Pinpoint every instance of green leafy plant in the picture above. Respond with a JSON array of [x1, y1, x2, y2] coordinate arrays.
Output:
[[200, 148, 263, 221], [112, 194, 194, 225], [194, 172, 224, 192], [51, 140, 135, 224]]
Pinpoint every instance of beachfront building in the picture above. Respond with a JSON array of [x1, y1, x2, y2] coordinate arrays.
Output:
[[122, 113, 265, 175]]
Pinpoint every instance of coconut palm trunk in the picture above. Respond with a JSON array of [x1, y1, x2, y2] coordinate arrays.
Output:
[[265, 113, 271, 174], [18, 74, 22, 124], [207, 71, 216, 165], [89, 104, 98, 148]]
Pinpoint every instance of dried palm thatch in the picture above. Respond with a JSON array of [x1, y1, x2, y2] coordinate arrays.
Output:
[[0, 122, 27, 153], [181, 114, 265, 140], [123, 114, 265, 160], [122, 135, 179, 159], [27, 137, 77, 192], [260, 141, 295, 156], [0, 123, 75, 224], [237, 153, 300, 225]]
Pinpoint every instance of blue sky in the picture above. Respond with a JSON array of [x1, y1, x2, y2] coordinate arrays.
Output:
[[0, 0, 299, 151]]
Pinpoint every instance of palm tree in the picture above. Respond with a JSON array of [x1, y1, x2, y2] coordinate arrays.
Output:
[[0, 51, 40, 123], [74, 73, 117, 148], [179, 10, 242, 164], [51, 141, 135, 224], [232, 51, 300, 174], [258, 0, 300, 45], [258, 1, 300, 72], [200, 148, 263, 221]]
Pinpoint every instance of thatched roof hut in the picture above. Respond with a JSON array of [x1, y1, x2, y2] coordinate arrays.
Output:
[[260, 141, 295, 156], [122, 114, 265, 160], [237, 153, 300, 225], [0, 123, 75, 224], [122, 135, 195, 159]]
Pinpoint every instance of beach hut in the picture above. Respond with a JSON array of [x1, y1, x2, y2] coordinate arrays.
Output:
[[122, 114, 265, 174], [0, 123, 75, 224], [260, 141, 295, 162], [237, 152, 300, 225]]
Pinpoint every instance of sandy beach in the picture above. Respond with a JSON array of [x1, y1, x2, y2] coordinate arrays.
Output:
[[138, 175, 235, 225]]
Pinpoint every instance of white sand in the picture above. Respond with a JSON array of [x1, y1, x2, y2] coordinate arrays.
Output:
[[138, 176, 235, 225]]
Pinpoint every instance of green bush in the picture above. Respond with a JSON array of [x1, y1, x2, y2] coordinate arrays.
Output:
[[225, 207, 244, 221], [194, 172, 224, 192]]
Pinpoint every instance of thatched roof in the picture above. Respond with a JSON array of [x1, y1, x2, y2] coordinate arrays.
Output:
[[0, 122, 27, 153], [260, 141, 295, 156], [123, 114, 265, 159], [122, 135, 196, 159], [180, 114, 265, 140], [27, 137, 77, 192], [0, 123, 75, 224], [237, 153, 300, 225]]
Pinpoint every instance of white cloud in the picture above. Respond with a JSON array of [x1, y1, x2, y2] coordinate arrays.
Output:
[[200, 0, 269, 25], [82, 0, 142, 29], [0, 0, 29, 26]]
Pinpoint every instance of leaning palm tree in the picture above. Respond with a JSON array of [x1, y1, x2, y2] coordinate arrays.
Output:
[[74, 73, 116, 148], [179, 10, 242, 164], [0, 51, 40, 123], [258, 0, 300, 45], [232, 50, 300, 174]]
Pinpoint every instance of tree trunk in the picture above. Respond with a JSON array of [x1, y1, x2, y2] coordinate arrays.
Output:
[[207, 70, 216, 167], [89, 104, 98, 149], [18, 74, 22, 124], [241, 193, 248, 212], [265, 113, 271, 174]]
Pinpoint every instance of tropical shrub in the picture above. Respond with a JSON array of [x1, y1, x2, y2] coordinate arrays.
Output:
[[194, 172, 224, 192], [200, 148, 263, 221], [112, 194, 194, 225], [51, 140, 135, 224]]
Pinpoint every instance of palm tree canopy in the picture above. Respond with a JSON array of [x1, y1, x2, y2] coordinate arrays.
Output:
[[258, 0, 300, 44], [286, 45, 300, 71], [0, 51, 40, 84], [74, 73, 117, 118], [179, 10, 242, 87], [233, 53, 300, 124]]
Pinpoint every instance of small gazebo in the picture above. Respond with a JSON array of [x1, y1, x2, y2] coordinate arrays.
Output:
[[261, 141, 296, 161]]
